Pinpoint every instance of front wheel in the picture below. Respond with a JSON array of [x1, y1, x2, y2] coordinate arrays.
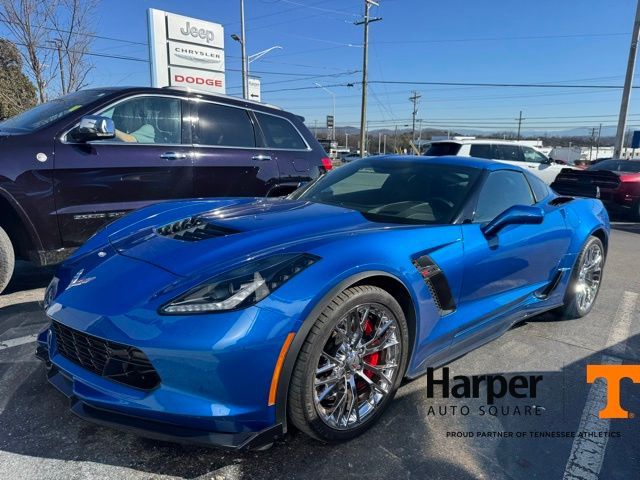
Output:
[[558, 236, 605, 319], [288, 285, 409, 442]]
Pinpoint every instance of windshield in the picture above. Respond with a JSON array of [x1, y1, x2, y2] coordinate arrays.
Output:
[[0, 89, 113, 133], [422, 142, 461, 156], [589, 160, 640, 173], [293, 159, 480, 224]]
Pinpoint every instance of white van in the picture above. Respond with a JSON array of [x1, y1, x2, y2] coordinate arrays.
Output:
[[422, 139, 573, 184]]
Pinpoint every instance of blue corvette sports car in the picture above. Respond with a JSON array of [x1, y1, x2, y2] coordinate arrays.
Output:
[[37, 156, 609, 449]]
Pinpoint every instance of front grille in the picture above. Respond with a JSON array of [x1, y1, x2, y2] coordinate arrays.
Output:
[[156, 216, 238, 242], [52, 321, 160, 390]]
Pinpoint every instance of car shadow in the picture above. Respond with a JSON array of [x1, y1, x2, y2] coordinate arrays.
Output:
[[0, 327, 637, 479], [2, 261, 56, 296]]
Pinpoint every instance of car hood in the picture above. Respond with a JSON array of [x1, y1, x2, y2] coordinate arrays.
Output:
[[108, 198, 395, 277]]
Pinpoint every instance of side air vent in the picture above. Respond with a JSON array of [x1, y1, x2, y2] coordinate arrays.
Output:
[[156, 217, 238, 242], [412, 255, 456, 315], [549, 196, 574, 206]]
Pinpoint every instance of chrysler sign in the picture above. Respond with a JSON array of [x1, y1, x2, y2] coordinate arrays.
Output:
[[148, 9, 225, 94], [168, 41, 225, 70]]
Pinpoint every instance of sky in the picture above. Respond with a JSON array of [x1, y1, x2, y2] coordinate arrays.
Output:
[[4, 0, 640, 134]]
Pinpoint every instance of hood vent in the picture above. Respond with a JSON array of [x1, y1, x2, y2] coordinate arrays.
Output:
[[156, 217, 238, 242]]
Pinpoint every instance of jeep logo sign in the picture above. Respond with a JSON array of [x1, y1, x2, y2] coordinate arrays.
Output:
[[179, 21, 215, 44], [166, 13, 224, 49], [148, 9, 225, 93]]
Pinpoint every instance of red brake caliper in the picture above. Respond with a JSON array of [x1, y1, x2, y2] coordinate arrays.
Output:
[[358, 317, 379, 393]]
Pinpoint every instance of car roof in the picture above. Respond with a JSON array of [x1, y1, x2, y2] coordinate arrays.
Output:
[[429, 139, 540, 147], [86, 86, 289, 116], [370, 154, 527, 172]]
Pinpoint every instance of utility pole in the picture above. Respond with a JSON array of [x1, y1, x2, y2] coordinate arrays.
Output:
[[47, 39, 65, 94], [615, 0, 640, 157], [596, 123, 602, 159], [394, 124, 398, 152], [383, 134, 387, 154], [516, 110, 524, 141], [589, 127, 597, 161], [409, 91, 421, 145], [240, 0, 249, 99], [345, 133, 349, 149], [355, 1, 381, 157], [378, 132, 382, 153]]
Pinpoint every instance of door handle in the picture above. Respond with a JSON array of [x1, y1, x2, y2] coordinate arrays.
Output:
[[160, 152, 188, 160], [252, 154, 272, 161]]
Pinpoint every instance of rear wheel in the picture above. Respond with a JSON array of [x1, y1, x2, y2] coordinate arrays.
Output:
[[558, 236, 604, 319], [632, 200, 640, 222], [288, 285, 409, 442], [0, 226, 15, 294]]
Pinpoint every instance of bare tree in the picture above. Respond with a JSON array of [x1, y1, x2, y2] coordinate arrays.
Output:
[[49, 0, 98, 94], [0, 0, 97, 102]]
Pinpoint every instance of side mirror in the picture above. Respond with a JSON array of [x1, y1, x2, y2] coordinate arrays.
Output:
[[541, 157, 554, 165], [481, 205, 544, 237], [71, 115, 115, 142]]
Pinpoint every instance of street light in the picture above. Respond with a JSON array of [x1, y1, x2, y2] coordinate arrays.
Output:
[[315, 82, 336, 142], [232, 0, 249, 98], [248, 46, 282, 64], [232, 33, 282, 99]]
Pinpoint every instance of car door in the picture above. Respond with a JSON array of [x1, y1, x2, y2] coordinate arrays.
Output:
[[54, 94, 193, 247], [253, 111, 317, 192], [192, 101, 279, 197], [452, 169, 571, 350], [521, 146, 561, 184]]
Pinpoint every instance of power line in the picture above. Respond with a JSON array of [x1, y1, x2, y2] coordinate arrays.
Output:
[[372, 31, 631, 45], [0, 19, 147, 46]]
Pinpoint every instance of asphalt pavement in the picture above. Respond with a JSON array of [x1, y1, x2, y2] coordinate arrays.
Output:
[[0, 222, 638, 480]]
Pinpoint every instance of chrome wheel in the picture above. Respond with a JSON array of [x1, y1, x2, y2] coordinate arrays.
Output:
[[313, 303, 402, 430], [575, 242, 603, 312]]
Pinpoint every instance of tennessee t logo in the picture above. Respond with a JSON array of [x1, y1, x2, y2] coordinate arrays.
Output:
[[586, 365, 640, 419]]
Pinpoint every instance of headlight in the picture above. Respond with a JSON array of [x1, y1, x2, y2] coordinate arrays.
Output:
[[160, 253, 319, 314]]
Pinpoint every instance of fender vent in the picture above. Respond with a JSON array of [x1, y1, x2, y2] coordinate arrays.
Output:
[[412, 255, 456, 315], [156, 217, 238, 242]]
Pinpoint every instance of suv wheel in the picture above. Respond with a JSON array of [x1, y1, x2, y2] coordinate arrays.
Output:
[[0, 226, 15, 294], [288, 286, 408, 442]]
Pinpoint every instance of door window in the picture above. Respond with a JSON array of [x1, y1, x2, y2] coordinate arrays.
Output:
[[469, 144, 495, 159], [526, 173, 551, 202], [474, 171, 535, 223], [255, 112, 307, 150], [422, 142, 461, 156], [98, 96, 182, 144], [494, 144, 524, 162], [522, 146, 548, 164], [195, 103, 256, 147]]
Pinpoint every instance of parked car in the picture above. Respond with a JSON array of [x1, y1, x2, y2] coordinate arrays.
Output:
[[0, 86, 331, 293], [422, 139, 572, 184], [341, 152, 367, 163], [551, 159, 640, 220], [38, 156, 608, 449]]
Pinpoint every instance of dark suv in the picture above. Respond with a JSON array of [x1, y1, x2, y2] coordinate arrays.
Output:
[[0, 86, 331, 293]]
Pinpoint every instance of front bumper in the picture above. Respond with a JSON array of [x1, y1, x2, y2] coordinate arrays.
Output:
[[36, 325, 286, 450]]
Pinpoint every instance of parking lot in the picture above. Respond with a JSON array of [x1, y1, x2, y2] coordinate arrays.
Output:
[[0, 220, 636, 480]]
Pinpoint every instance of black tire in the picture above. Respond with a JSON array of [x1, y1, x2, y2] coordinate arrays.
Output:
[[288, 285, 409, 443], [0, 226, 14, 295], [558, 236, 605, 319], [631, 200, 640, 222]]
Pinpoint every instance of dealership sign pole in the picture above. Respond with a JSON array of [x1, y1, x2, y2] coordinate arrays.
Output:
[[148, 9, 226, 94]]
